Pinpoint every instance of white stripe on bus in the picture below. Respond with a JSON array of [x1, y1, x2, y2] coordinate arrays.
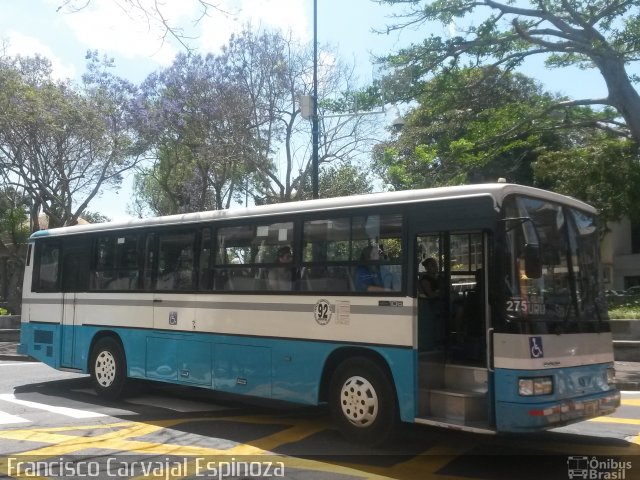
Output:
[[0, 394, 106, 419]]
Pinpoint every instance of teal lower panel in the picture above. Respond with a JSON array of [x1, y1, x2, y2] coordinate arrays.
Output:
[[20, 323, 61, 369], [21, 324, 417, 422]]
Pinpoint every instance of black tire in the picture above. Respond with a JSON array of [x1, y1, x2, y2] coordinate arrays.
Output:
[[90, 337, 127, 400], [329, 357, 398, 446]]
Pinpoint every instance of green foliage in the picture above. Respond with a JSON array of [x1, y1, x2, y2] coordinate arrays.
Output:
[[296, 163, 374, 201], [320, 82, 384, 113], [608, 295, 640, 319], [0, 53, 142, 228], [81, 211, 111, 224], [534, 136, 640, 223], [0, 188, 30, 248], [377, 0, 640, 144], [320, 164, 374, 198], [132, 143, 212, 216], [372, 64, 639, 224], [372, 67, 554, 189]]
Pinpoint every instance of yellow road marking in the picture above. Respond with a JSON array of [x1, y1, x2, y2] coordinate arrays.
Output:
[[0, 415, 387, 480], [622, 398, 640, 407], [3, 411, 640, 479], [588, 416, 640, 425]]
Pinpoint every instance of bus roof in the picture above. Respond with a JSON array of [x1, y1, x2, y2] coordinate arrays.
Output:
[[30, 183, 596, 239]]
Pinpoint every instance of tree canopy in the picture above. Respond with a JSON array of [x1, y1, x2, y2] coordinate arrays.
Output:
[[132, 26, 379, 216], [377, 0, 640, 144], [0, 53, 144, 229], [373, 65, 640, 222]]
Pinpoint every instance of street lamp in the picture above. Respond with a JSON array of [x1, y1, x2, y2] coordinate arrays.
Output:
[[312, 0, 319, 199], [391, 113, 405, 133]]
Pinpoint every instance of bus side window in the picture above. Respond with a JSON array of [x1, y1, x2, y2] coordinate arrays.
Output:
[[156, 231, 196, 291], [34, 242, 61, 292], [91, 235, 139, 290]]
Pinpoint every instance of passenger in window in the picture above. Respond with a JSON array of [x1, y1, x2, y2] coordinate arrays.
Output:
[[379, 243, 401, 290], [355, 245, 386, 292], [269, 246, 293, 291], [419, 258, 442, 299]]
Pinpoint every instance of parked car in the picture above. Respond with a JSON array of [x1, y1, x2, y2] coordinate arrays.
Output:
[[606, 289, 627, 297], [626, 286, 640, 296]]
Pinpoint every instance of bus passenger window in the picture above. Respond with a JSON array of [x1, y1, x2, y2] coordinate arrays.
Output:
[[156, 231, 196, 291], [215, 222, 294, 292], [268, 246, 293, 291], [301, 214, 403, 293], [35, 243, 60, 291], [91, 235, 140, 290]]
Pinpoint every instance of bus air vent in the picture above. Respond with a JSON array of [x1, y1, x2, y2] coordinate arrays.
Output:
[[34, 330, 53, 344]]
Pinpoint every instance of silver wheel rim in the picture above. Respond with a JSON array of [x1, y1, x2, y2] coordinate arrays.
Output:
[[340, 375, 378, 427], [95, 350, 117, 388]]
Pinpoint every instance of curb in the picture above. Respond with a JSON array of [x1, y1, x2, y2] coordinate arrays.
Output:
[[617, 382, 640, 391], [0, 353, 36, 362]]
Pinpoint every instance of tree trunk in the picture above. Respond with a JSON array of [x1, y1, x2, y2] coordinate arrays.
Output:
[[5, 255, 24, 315], [596, 56, 640, 146]]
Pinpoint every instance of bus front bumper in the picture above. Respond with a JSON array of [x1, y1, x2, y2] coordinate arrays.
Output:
[[496, 390, 621, 432]]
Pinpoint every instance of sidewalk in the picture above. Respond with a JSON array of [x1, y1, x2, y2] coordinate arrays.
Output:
[[0, 341, 34, 362], [612, 361, 640, 391], [1, 340, 638, 390]]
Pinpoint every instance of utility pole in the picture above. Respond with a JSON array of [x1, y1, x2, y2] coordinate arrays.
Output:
[[312, 0, 319, 199]]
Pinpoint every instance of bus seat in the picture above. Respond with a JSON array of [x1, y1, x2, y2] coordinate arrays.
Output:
[[303, 277, 349, 292], [225, 277, 267, 291]]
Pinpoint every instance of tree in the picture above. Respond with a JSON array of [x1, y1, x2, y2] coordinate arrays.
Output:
[[133, 26, 381, 214], [220, 27, 382, 205], [300, 163, 375, 200], [373, 65, 640, 223], [0, 187, 29, 314], [535, 135, 640, 221], [376, 0, 640, 144], [81, 211, 111, 224], [133, 52, 255, 215], [0, 53, 145, 229], [372, 67, 562, 187]]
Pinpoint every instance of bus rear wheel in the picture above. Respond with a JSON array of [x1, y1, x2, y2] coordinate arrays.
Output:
[[329, 357, 397, 446], [90, 337, 127, 400]]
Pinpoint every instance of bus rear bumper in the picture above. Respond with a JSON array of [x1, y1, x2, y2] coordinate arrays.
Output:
[[496, 390, 621, 432]]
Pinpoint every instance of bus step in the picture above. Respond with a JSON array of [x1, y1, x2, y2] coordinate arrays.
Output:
[[414, 415, 494, 434], [426, 388, 488, 422], [444, 364, 487, 392]]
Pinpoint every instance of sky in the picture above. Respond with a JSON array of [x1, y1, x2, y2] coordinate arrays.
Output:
[[0, 0, 628, 220]]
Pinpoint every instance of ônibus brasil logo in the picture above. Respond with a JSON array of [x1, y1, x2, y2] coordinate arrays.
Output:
[[567, 456, 632, 479]]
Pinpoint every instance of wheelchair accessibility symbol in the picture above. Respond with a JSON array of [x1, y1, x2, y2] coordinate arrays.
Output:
[[529, 336, 544, 358]]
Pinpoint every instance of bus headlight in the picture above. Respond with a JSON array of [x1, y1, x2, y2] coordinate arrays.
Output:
[[606, 367, 616, 385], [518, 376, 553, 396]]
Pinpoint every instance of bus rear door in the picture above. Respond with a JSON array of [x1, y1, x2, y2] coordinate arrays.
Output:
[[60, 241, 90, 368]]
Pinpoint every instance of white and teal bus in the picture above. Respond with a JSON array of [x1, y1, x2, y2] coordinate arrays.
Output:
[[19, 183, 620, 444]]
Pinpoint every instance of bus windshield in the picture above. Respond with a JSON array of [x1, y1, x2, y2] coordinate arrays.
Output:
[[501, 195, 608, 334]]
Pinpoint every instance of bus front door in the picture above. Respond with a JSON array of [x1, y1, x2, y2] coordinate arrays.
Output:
[[416, 231, 492, 428]]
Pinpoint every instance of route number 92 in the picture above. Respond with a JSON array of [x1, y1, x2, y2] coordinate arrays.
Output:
[[314, 299, 332, 325]]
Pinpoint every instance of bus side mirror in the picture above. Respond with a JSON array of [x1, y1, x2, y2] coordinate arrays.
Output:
[[524, 244, 542, 279]]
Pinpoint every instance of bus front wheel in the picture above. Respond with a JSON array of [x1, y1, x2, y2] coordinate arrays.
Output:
[[329, 357, 397, 446], [90, 337, 127, 400]]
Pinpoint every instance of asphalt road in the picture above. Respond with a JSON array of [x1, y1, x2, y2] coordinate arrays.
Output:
[[1, 361, 640, 479]]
